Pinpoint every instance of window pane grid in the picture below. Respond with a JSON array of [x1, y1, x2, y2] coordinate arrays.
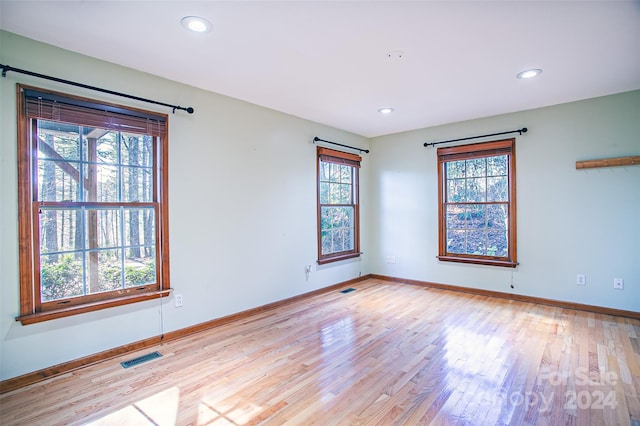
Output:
[[445, 202, 509, 257], [38, 204, 157, 302], [35, 117, 159, 303], [438, 140, 515, 266]]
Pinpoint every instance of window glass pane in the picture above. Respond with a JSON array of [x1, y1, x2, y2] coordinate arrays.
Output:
[[95, 132, 118, 164], [321, 207, 332, 231], [86, 249, 123, 294], [339, 183, 352, 204], [446, 205, 467, 229], [125, 248, 156, 287], [487, 231, 508, 257], [121, 134, 154, 168], [466, 204, 486, 230], [341, 207, 354, 228], [328, 183, 340, 204], [466, 230, 486, 255], [124, 208, 155, 259], [39, 207, 83, 254], [84, 163, 118, 202], [321, 230, 332, 255], [447, 230, 465, 254], [487, 155, 507, 176], [320, 162, 330, 181], [446, 179, 466, 202], [344, 228, 354, 251], [37, 121, 82, 161], [122, 166, 152, 202], [85, 208, 121, 249], [330, 163, 341, 182], [319, 181, 329, 204], [446, 160, 465, 179], [340, 165, 352, 184], [466, 158, 486, 177], [332, 229, 344, 253], [487, 205, 507, 229], [487, 176, 508, 202], [40, 253, 84, 302], [465, 178, 486, 202], [38, 160, 81, 202]]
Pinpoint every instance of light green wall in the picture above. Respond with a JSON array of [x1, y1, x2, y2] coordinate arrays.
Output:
[[1, 29, 639, 382], [0, 31, 370, 380], [370, 90, 640, 312]]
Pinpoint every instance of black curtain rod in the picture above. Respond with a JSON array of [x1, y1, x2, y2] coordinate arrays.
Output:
[[423, 127, 527, 148], [313, 137, 369, 154], [1, 63, 194, 114]]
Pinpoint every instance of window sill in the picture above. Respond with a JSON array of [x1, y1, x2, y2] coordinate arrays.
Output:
[[16, 289, 172, 325], [437, 255, 518, 268], [317, 252, 361, 265]]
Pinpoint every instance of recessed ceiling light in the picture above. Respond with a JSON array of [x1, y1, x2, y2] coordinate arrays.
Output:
[[378, 107, 394, 114], [516, 68, 542, 79], [181, 16, 212, 33]]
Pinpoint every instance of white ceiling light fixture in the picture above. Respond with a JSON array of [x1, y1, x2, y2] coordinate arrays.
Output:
[[516, 68, 543, 79], [181, 16, 212, 33], [378, 107, 395, 114]]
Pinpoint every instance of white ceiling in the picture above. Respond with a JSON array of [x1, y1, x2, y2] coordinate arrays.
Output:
[[1, 1, 639, 138]]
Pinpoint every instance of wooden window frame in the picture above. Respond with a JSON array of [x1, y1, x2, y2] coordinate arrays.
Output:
[[16, 85, 171, 325], [316, 147, 361, 264], [437, 139, 517, 268]]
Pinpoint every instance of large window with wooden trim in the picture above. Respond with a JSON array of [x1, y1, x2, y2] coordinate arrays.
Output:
[[437, 139, 517, 267], [317, 147, 361, 264], [16, 85, 170, 324]]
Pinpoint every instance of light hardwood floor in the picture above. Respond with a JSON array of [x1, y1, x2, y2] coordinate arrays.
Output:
[[1, 278, 639, 425]]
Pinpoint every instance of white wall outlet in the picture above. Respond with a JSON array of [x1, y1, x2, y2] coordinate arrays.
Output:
[[577, 274, 586, 286], [613, 278, 624, 290], [385, 256, 396, 264], [175, 293, 184, 307]]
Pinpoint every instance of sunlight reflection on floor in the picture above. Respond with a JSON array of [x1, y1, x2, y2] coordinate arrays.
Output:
[[86, 386, 179, 426]]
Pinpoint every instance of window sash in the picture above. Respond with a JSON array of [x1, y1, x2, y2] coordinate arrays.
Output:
[[437, 139, 517, 267]]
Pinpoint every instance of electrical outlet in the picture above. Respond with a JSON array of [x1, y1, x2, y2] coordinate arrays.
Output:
[[613, 278, 624, 290], [577, 274, 586, 286], [175, 293, 184, 307], [385, 256, 396, 264]]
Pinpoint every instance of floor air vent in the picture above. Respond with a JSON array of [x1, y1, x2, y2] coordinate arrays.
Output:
[[121, 351, 162, 369], [340, 288, 356, 294]]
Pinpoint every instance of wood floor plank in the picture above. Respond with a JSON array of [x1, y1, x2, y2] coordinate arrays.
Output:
[[1, 279, 639, 425]]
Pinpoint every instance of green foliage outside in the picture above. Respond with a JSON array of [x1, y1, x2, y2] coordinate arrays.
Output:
[[41, 254, 156, 302]]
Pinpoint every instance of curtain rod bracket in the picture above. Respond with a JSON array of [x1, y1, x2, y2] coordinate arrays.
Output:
[[0, 63, 195, 115], [313, 136, 369, 154], [424, 127, 527, 148]]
